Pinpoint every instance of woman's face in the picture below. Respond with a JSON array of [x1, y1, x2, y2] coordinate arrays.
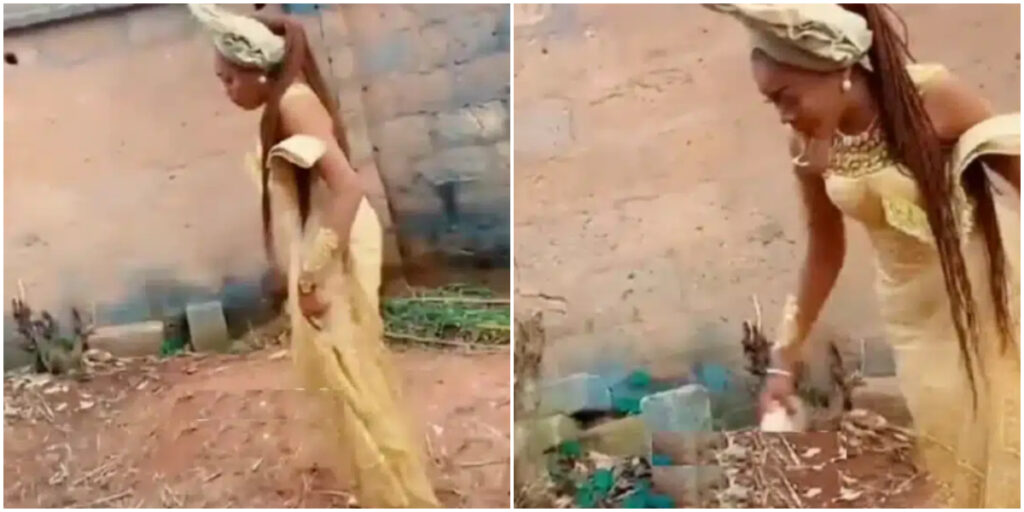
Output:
[[750, 52, 846, 137], [214, 53, 269, 111]]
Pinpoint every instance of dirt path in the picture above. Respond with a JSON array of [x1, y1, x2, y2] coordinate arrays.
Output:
[[4, 347, 510, 508]]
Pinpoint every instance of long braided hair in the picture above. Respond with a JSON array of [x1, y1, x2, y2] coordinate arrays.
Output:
[[842, 4, 1013, 407], [250, 13, 350, 260]]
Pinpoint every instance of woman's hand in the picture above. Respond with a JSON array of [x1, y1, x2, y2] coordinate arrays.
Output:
[[297, 279, 329, 329], [759, 365, 798, 416]]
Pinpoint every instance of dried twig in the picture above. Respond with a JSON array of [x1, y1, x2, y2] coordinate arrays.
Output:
[[457, 457, 508, 468], [85, 490, 132, 508]]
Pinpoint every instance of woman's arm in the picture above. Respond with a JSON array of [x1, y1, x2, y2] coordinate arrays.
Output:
[[279, 88, 365, 247], [924, 72, 1020, 194], [775, 171, 847, 366]]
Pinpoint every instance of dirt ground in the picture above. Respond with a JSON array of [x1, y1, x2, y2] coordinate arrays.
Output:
[[3, 347, 510, 508]]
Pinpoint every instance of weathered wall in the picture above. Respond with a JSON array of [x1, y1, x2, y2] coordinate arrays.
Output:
[[338, 4, 511, 268], [4, 4, 267, 330], [3, 4, 510, 361], [513, 4, 1020, 379]]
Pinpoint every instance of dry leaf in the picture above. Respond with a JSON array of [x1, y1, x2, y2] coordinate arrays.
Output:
[[801, 447, 821, 458], [55, 403, 68, 412], [837, 487, 863, 502], [79, 401, 95, 411], [268, 350, 288, 361], [803, 488, 822, 499]]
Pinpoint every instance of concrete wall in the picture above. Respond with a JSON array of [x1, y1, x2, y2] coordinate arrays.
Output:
[[3, 4, 510, 356], [512, 4, 1020, 379], [338, 4, 511, 268]]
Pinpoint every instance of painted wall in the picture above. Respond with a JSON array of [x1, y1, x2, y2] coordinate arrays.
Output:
[[513, 4, 1020, 379]]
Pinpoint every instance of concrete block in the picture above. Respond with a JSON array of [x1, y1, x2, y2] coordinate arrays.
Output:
[[651, 465, 728, 507], [446, 10, 503, 63], [354, 30, 417, 76], [413, 25, 451, 71], [373, 115, 432, 159], [90, 321, 165, 358], [328, 45, 357, 82], [580, 416, 652, 457], [337, 85, 365, 119], [515, 414, 581, 458], [640, 384, 713, 433], [452, 52, 510, 104], [494, 140, 510, 167], [432, 100, 509, 146], [537, 373, 613, 416], [859, 337, 896, 377], [345, 120, 375, 167], [344, 5, 416, 41], [414, 145, 495, 185], [397, 69, 455, 115], [186, 301, 230, 353], [515, 98, 574, 161]]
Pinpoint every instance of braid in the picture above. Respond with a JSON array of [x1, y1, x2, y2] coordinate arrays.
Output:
[[843, 4, 1004, 408], [252, 13, 351, 262]]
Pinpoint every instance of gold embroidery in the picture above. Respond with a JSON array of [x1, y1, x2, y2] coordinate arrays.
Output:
[[303, 227, 341, 275], [827, 125, 977, 245]]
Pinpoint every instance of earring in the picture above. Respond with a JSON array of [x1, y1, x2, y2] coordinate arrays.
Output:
[[258, 75, 267, 84], [841, 77, 852, 93]]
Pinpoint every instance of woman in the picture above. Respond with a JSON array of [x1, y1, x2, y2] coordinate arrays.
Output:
[[708, 4, 1019, 507], [188, 5, 438, 507]]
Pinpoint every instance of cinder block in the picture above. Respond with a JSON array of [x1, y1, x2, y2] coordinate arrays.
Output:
[[413, 25, 451, 71], [640, 384, 713, 433], [580, 416, 651, 457], [446, 10, 503, 63], [344, 5, 416, 41], [328, 45, 357, 82], [493, 140, 510, 167], [432, 100, 509, 146], [515, 414, 581, 458], [186, 301, 230, 353], [860, 337, 896, 377], [337, 84, 365, 119], [373, 115, 432, 159], [344, 120, 375, 167], [354, 31, 416, 76], [452, 52, 510, 104], [90, 321, 165, 358], [537, 373, 613, 416], [396, 69, 454, 116], [414, 145, 494, 184]]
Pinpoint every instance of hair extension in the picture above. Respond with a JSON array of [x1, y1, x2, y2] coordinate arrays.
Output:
[[842, 4, 1013, 408], [249, 14, 351, 259]]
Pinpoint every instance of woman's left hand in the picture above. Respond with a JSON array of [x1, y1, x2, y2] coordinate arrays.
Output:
[[298, 288, 329, 327]]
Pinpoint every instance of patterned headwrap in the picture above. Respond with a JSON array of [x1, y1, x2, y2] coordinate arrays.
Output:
[[188, 4, 285, 70], [705, 4, 873, 72]]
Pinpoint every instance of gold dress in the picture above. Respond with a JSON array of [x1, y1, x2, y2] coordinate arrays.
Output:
[[245, 83, 438, 507], [824, 64, 1020, 507]]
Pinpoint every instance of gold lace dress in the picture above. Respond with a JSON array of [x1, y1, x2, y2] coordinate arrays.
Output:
[[823, 64, 1020, 507], [244, 83, 439, 507]]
